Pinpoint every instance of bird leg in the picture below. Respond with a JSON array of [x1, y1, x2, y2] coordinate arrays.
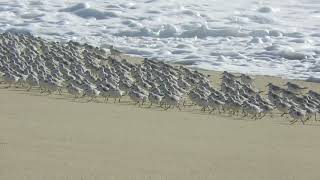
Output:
[[259, 113, 266, 119], [27, 86, 32, 91], [58, 89, 63, 95], [280, 113, 287, 117], [5, 83, 11, 88], [242, 113, 248, 118], [87, 97, 94, 102], [289, 119, 297, 125]]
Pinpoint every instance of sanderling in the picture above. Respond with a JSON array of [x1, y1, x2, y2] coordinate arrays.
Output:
[[242, 101, 262, 120], [161, 93, 182, 110], [148, 92, 163, 107], [284, 82, 307, 94], [239, 74, 254, 87], [66, 83, 83, 98], [274, 99, 291, 117], [82, 85, 100, 102], [128, 89, 148, 106], [266, 83, 282, 95], [109, 45, 123, 58], [26, 74, 39, 91], [2, 72, 19, 88], [288, 106, 307, 124]]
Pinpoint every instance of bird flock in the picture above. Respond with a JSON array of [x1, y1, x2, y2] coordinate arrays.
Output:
[[0, 32, 319, 125]]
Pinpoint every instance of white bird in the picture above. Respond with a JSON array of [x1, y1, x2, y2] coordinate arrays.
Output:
[[285, 82, 307, 94], [128, 90, 148, 106], [83, 85, 100, 102], [161, 94, 181, 110], [208, 96, 224, 113], [266, 83, 282, 95], [2, 72, 19, 88], [96, 84, 110, 102], [66, 83, 83, 98], [274, 99, 291, 117], [288, 106, 307, 125], [148, 92, 163, 107], [242, 101, 262, 120], [239, 74, 254, 86], [108, 86, 125, 103], [26, 74, 39, 91], [109, 45, 123, 58]]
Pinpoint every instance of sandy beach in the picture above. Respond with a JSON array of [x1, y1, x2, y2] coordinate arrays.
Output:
[[1, 63, 320, 180]]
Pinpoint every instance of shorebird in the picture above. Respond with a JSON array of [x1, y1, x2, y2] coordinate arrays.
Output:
[[224, 97, 242, 116], [128, 90, 148, 106], [148, 92, 163, 107], [274, 99, 291, 117], [266, 83, 282, 95], [259, 104, 274, 119], [284, 82, 307, 94], [109, 45, 123, 58], [308, 90, 320, 100], [108, 86, 125, 103], [161, 93, 182, 110], [82, 85, 100, 102], [288, 106, 307, 124], [304, 105, 317, 121], [208, 96, 225, 113], [239, 74, 254, 86], [66, 83, 83, 98], [2, 72, 19, 88], [281, 89, 297, 100], [96, 84, 110, 102], [242, 101, 262, 120], [267, 91, 281, 104], [47, 78, 63, 95], [26, 74, 39, 91]]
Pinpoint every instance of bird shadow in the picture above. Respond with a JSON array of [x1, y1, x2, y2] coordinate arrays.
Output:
[[276, 121, 320, 127]]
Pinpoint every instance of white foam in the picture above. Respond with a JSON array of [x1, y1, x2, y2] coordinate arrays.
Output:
[[249, 37, 263, 44], [257, 6, 274, 13], [73, 8, 119, 19], [159, 24, 178, 38], [59, 3, 89, 12], [249, 29, 269, 37], [0, 0, 318, 79]]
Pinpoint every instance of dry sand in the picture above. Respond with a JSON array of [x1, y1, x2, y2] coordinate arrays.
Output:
[[1, 61, 320, 180]]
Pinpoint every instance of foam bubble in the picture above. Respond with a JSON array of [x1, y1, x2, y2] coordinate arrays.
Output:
[[258, 6, 274, 13], [73, 8, 119, 19], [159, 24, 178, 38], [59, 3, 89, 12]]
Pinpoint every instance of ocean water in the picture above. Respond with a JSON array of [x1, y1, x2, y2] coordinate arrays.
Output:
[[0, 0, 319, 80]]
